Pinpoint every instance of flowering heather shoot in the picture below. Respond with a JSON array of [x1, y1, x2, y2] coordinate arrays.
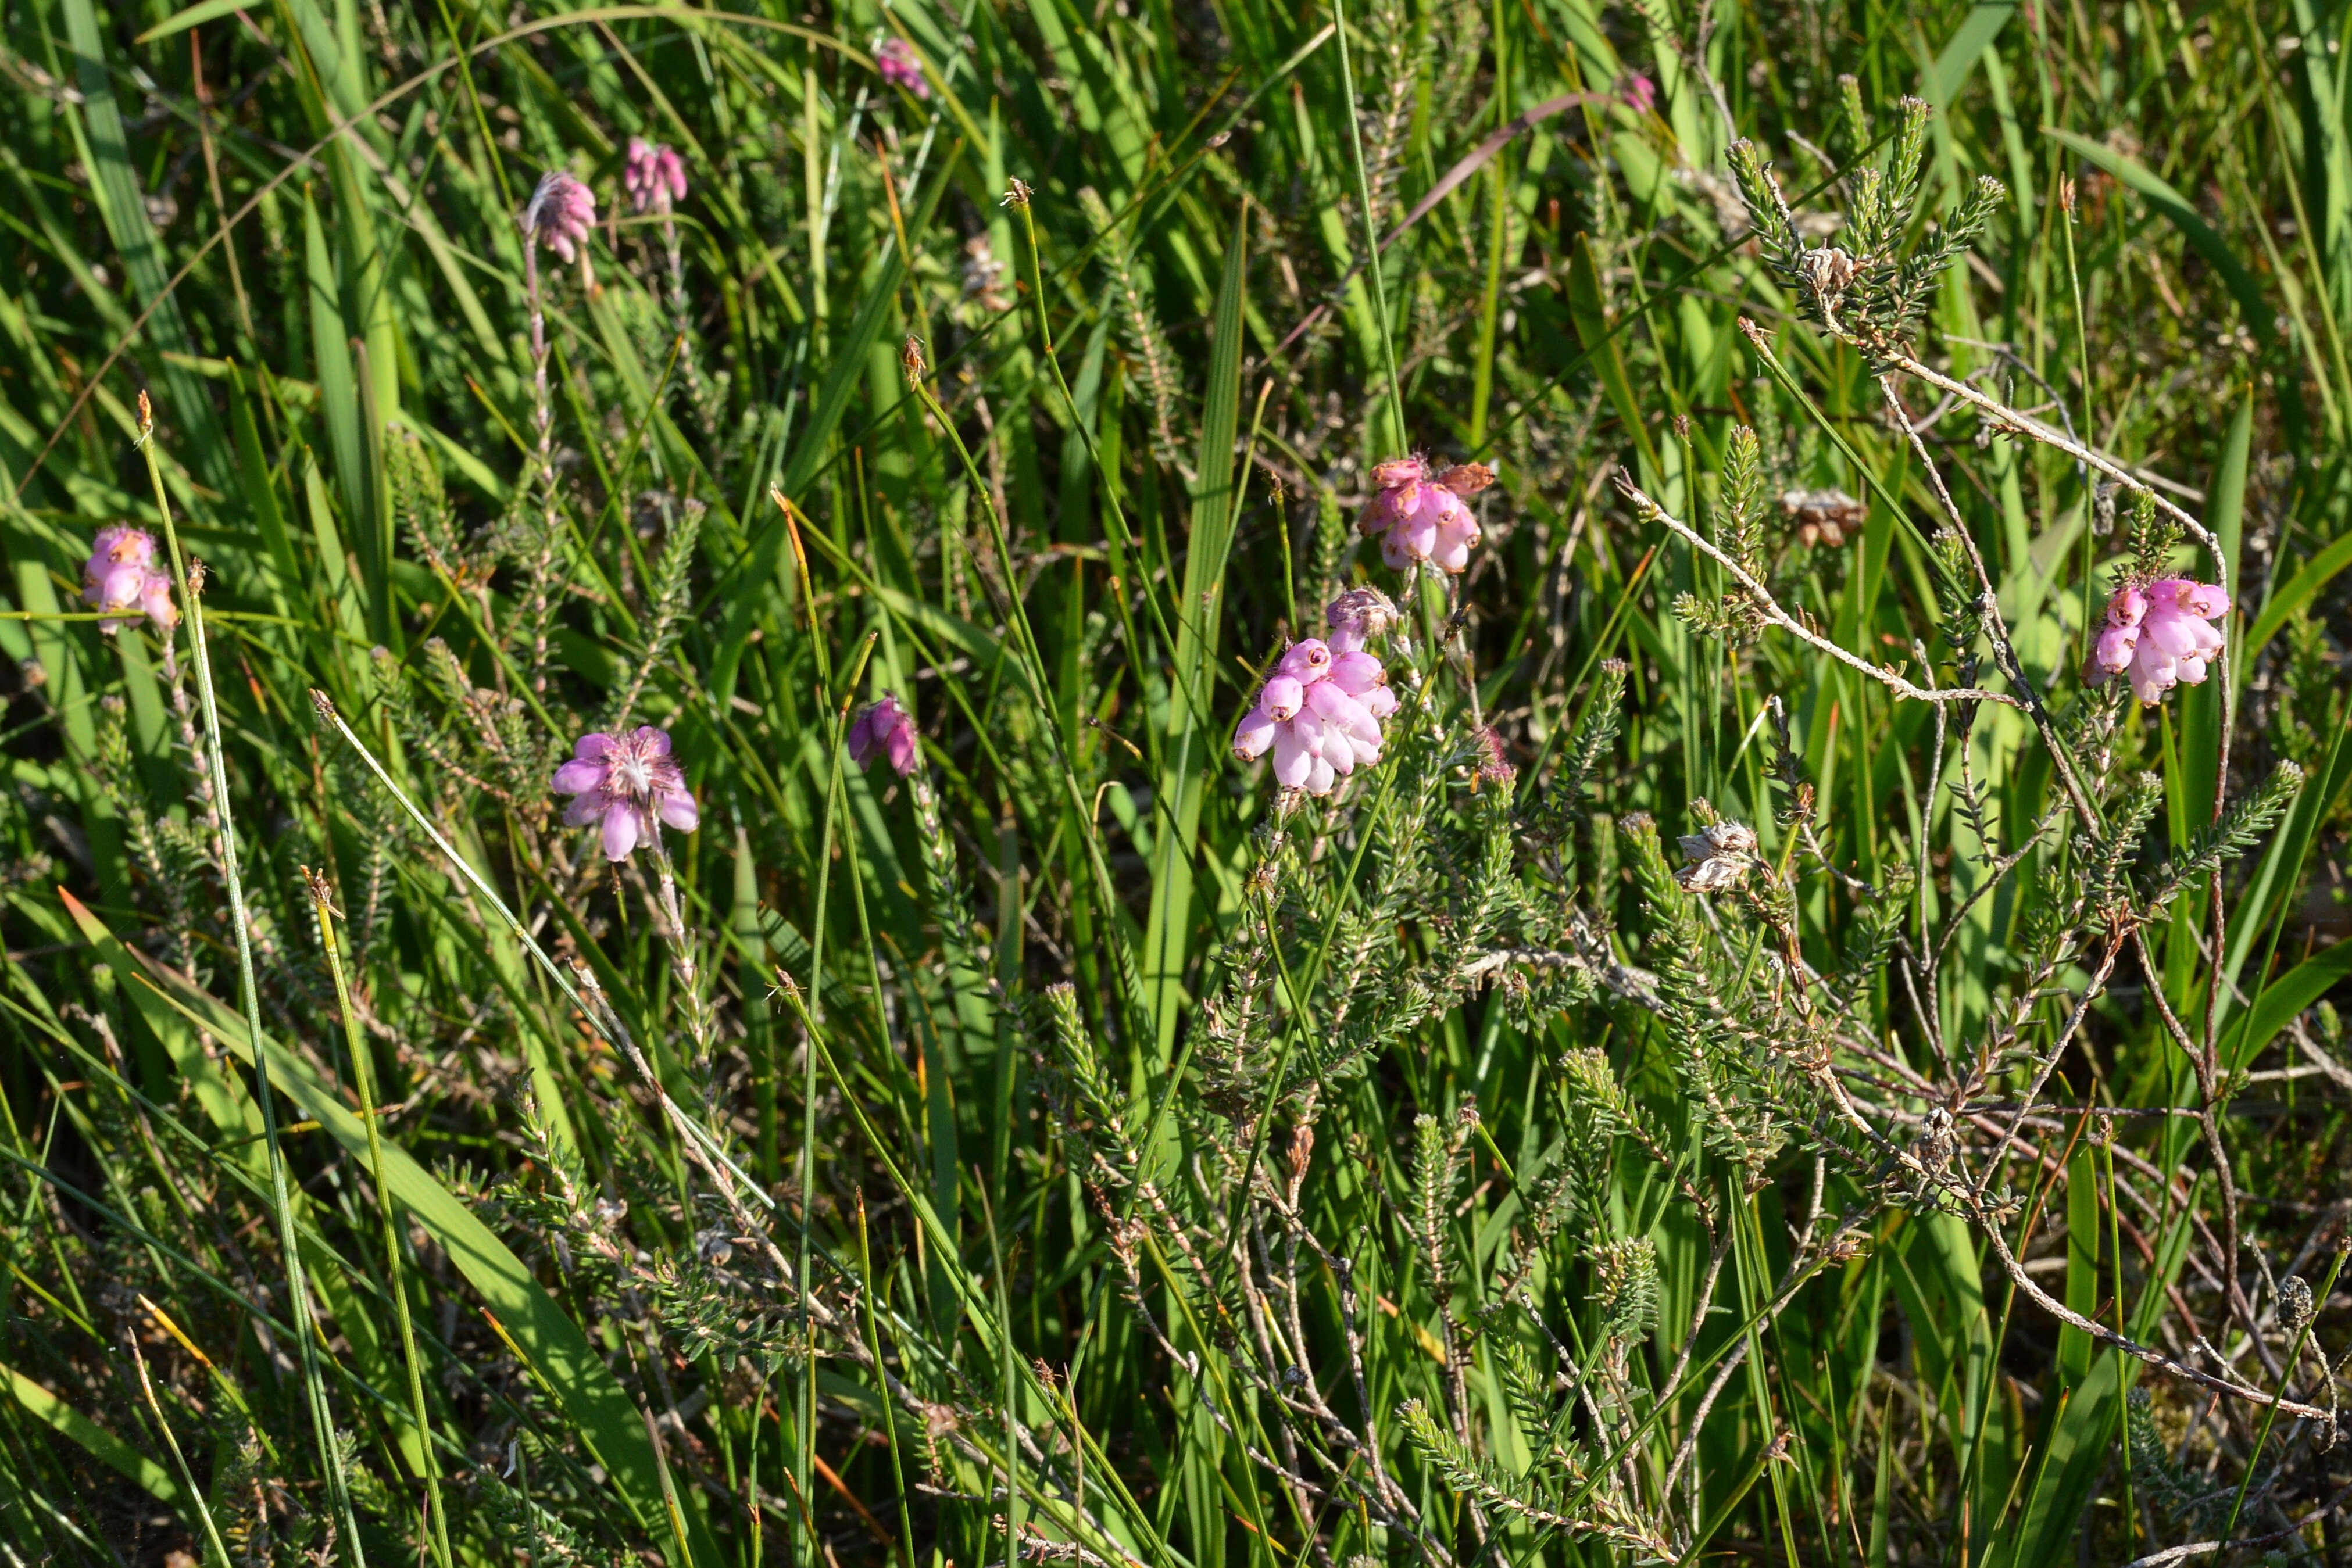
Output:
[[522, 168, 596, 262], [552, 725, 698, 861], [2096, 577, 2231, 700], [80, 524, 176, 632], [847, 693, 920, 776], [1358, 454, 1491, 572], [621, 136, 685, 214], [1232, 627, 1394, 795], [8, 5, 2352, 1568], [875, 36, 928, 98]]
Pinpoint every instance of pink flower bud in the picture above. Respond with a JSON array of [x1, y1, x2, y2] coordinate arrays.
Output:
[[848, 696, 921, 777], [875, 37, 929, 98], [623, 137, 687, 214], [1261, 675, 1306, 721], [1274, 639, 1332, 682]]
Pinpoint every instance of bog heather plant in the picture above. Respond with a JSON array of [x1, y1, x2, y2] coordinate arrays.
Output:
[[4, 4, 2351, 1568]]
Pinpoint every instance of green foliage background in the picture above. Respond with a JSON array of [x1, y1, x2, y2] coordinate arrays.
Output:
[[2, 0, 2351, 1563]]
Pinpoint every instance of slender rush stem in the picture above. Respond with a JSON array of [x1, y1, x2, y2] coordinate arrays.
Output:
[[2216, 1247, 2347, 1553], [129, 1328, 235, 1568], [857, 1193, 917, 1568], [306, 871, 452, 1568], [1618, 474, 2015, 707], [137, 392, 366, 1566], [1332, 0, 1406, 448]]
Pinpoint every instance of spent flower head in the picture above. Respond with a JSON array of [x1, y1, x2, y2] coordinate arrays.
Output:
[[1234, 599, 1398, 796], [2094, 577, 2228, 703], [552, 725, 698, 862], [875, 37, 928, 98], [1359, 456, 1490, 574], [1675, 819, 1757, 892], [82, 525, 177, 633], [623, 138, 686, 215], [848, 696, 920, 778], [1324, 586, 1401, 653], [523, 170, 597, 264]]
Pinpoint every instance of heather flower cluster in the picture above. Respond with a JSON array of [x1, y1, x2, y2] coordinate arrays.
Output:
[[848, 695, 920, 777], [623, 138, 685, 215], [1232, 597, 1397, 796], [82, 526, 177, 633], [875, 37, 928, 98], [553, 726, 698, 862], [2094, 578, 2229, 702], [523, 170, 596, 264], [1357, 457, 1493, 574]]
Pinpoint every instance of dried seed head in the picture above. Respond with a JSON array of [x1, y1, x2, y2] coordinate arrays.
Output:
[[1433, 461, 1496, 496], [2280, 1275, 2315, 1333], [1674, 818, 1758, 892], [1780, 487, 1866, 547], [1797, 246, 1857, 302]]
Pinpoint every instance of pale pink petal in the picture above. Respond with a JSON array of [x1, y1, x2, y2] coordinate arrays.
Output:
[[656, 789, 699, 832], [553, 758, 605, 794], [1430, 525, 1474, 574], [2129, 646, 2178, 702], [138, 573, 178, 629], [2143, 605, 2209, 660], [1275, 639, 1332, 682], [1234, 704, 1277, 760], [2182, 583, 2230, 618], [1327, 651, 1385, 696], [2094, 623, 2139, 675], [1305, 681, 1371, 733], [883, 723, 918, 777], [1271, 725, 1314, 787], [602, 803, 641, 861], [1395, 507, 1439, 561], [89, 560, 147, 611], [1262, 675, 1306, 719]]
